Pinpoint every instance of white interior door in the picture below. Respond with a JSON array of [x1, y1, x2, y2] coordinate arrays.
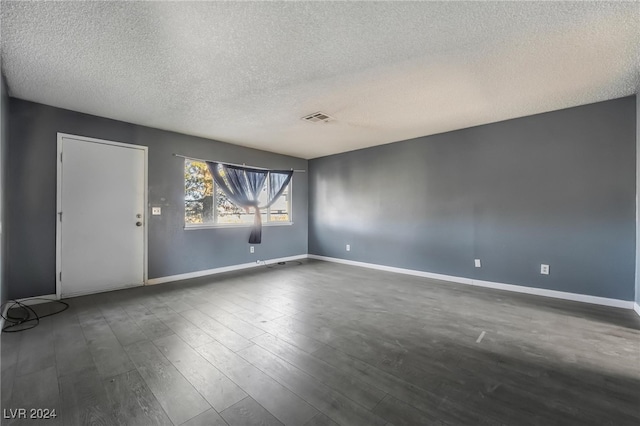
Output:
[[58, 135, 146, 298]]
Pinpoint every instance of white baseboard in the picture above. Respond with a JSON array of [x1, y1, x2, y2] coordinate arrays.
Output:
[[7, 294, 59, 305], [308, 255, 635, 310], [23, 294, 58, 304], [0, 305, 5, 331], [309, 255, 474, 285], [147, 254, 308, 285], [634, 302, 640, 317]]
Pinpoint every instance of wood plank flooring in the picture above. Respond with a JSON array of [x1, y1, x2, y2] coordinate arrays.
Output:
[[2, 259, 639, 425]]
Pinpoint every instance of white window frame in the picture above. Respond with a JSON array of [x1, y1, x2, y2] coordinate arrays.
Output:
[[184, 159, 293, 229]]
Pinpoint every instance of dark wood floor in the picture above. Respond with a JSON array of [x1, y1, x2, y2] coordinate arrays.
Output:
[[2, 259, 639, 425]]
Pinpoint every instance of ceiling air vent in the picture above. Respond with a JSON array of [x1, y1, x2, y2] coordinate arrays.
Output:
[[301, 111, 333, 123]]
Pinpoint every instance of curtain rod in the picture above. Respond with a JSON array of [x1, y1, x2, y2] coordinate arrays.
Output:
[[173, 154, 306, 172]]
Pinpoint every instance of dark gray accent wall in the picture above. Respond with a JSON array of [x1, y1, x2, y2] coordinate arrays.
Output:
[[0, 76, 8, 306], [636, 93, 640, 307], [7, 98, 308, 300], [309, 97, 636, 301]]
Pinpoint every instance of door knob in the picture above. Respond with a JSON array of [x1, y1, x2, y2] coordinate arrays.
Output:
[[136, 221, 143, 227]]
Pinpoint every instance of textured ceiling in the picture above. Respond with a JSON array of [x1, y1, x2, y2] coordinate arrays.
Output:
[[1, 1, 639, 159]]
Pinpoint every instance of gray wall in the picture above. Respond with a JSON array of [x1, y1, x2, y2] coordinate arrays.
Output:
[[7, 98, 308, 300], [0, 76, 7, 306], [309, 96, 636, 301], [636, 93, 640, 307]]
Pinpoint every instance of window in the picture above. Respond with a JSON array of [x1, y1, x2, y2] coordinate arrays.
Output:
[[184, 159, 291, 226]]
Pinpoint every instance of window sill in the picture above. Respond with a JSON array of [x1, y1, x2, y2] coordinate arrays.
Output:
[[184, 222, 294, 231]]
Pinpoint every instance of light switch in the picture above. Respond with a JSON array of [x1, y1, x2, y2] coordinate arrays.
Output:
[[152, 207, 161, 215]]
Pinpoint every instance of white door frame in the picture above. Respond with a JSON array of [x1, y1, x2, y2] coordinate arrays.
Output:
[[56, 133, 149, 300]]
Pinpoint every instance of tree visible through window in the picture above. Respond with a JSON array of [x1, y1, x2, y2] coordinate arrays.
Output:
[[185, 159, 291, 226]]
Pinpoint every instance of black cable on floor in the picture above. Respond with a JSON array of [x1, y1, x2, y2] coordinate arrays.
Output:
[[1, 298, 69, 333]]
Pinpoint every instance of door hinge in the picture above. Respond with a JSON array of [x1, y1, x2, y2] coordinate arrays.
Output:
[[59, 271, 62, 281], [60, 152, 63, 162], [58, 211, 62, 222]]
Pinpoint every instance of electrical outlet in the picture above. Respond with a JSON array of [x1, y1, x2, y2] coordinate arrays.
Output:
[[250, 246, 255, 254], [346, 244, 351, 252], [152, 207, 161, 215], [474, 259, 481, 268], [540, 264, 549, 275]]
